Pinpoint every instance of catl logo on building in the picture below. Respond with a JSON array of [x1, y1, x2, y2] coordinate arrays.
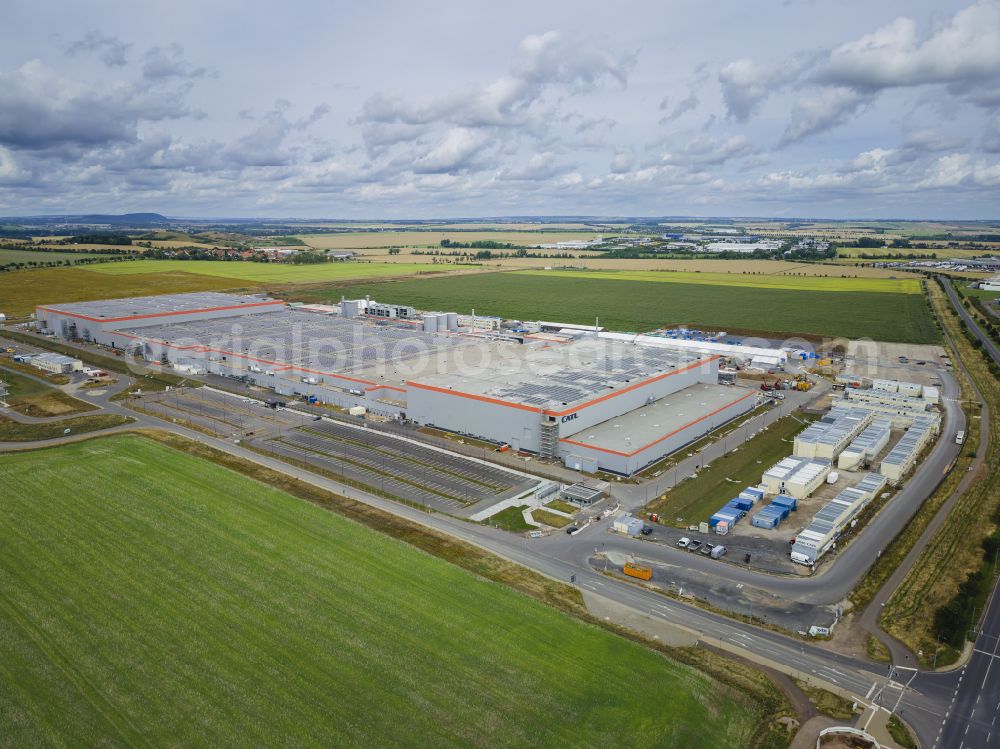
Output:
[[561, 413, 578, 423]]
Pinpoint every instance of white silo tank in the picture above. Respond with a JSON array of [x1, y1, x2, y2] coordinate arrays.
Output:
[[436, 314, 448, 332], [423, 314, 439, 333], [446, 312, 458, 331]]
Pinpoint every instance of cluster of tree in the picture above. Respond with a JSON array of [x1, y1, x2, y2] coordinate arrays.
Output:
[[0, 241, 138, 255], [287, 252, 328, 264], [414, 248, 574, 260], [439, 239, 526, 250], [0, 255, 139, 273], [0, 227, 42, 239], [784, 245, 837, 260], [853, 252, 939, 260], [67, 232, 133, 245]]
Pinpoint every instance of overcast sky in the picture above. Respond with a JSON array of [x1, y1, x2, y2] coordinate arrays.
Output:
[[2, 0, 999, 219]]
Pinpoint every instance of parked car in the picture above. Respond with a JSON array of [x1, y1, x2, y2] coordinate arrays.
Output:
[[565, 526, 579, 535], [640, 526, 653, 536], [687, 540, 704, 553], [676, 537, 691, 548], [711, 545, 728, 559], [699, 544, 714, 556]]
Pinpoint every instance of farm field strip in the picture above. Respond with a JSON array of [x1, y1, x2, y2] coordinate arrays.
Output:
[[0, 248, 110, 263], [85, 259, 450, 283], [522, 269, 922, 294]]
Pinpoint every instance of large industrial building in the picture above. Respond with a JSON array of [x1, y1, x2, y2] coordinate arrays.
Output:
[[35, 291, 772, 475]]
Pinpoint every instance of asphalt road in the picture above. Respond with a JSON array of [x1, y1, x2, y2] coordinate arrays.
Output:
[[941, 275, 1000, 366]]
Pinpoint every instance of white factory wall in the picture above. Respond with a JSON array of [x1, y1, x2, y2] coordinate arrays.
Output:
[[557, 390, 756, 475], [406, 386, 540, 450], [38, 303, 280, 344]]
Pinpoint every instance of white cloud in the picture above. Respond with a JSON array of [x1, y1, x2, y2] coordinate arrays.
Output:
[[817, 2, 1000, 91], [781, 87, 872, 144]]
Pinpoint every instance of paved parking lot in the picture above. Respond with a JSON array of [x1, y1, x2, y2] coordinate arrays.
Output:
[[138, 387, 539, 516]]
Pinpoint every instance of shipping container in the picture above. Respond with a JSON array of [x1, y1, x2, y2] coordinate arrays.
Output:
[[623, 562, 652, 581], [772, 495, 798, 512], [751, 512, 780, 529]]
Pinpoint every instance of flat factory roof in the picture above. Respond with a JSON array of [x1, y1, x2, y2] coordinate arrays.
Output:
[[560, 383, 757, 457], [407, 336, 714, 413], [38, 292, 281, 323], [121, 310, 474, 385]]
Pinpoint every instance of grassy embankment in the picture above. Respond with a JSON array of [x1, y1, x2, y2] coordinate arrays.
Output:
[[0, 366, 95, 417], [0, 411, 132, 442], [316, 271, 938, 343], [875, 280, 999, 666], [0, 435, 782, 748], [532, 509, 573, 528], [645, 415, 812, 525]]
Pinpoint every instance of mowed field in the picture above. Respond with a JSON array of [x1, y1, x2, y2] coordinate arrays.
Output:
[[329, 272, 938, 343], [87, 259, 452, 284], [0, 436, 761, 748], [298, 230, 609, 250]]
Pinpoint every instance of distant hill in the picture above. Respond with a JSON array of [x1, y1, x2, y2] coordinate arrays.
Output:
[[72, 213, 170, 226]]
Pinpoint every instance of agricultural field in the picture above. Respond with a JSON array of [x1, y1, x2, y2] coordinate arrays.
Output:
[[351, 251, 923, 277], [0, 436, 762, 747], [319, 271, 939, 343], [835, 246, 991, 260], [87, 259, 453, 284], [298, 230, 610, 250], [0, 248, 108, 264], [522, 269, 922, 294], [0, 267, 243, 318]]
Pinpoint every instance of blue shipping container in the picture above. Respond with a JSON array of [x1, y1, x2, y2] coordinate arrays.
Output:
[[772, 495, 797, 511]]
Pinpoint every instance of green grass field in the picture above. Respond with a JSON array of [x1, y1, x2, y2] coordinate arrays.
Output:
[[321, 272, 938, 343], [524, 269, 922, 294], [87, 259, 450, 284], [0, 436, 762, 748]]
